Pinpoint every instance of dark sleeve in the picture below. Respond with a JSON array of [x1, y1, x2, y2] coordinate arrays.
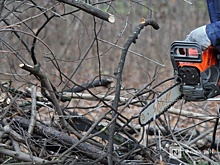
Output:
[[207, 0, 220, 23], [206, 0, 220, 50], [206, 22, 220, 50]]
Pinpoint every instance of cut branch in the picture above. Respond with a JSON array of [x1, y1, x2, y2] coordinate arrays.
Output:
[[58, 0, 115, 23]]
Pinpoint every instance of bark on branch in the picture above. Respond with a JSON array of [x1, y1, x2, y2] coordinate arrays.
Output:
[[64, 78, 112, 92], [58, 0, 115, 23]]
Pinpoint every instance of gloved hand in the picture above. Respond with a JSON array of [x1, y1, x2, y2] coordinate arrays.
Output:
[[185, 25, 211, 50]]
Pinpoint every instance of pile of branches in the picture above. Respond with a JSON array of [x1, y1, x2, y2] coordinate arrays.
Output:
[[1, 1, 220, 164], [1, 78, 220, 165], [0, 80, 152, 165]]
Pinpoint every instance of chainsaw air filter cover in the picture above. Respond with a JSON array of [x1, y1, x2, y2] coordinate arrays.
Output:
[[178, 66, 200, 85]]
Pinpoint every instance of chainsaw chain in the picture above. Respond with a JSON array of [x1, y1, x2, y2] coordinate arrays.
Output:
[[157, 93, 183, 117], [152, 84, 183, 123]]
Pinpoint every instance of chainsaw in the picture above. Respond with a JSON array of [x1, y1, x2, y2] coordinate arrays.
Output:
[[139, 41, 220, 126]]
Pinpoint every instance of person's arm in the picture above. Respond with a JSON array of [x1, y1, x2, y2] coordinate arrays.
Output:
[[206, 21, 220, 50]]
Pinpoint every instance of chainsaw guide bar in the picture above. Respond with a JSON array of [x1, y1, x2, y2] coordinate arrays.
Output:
[[139, 83, 182, 126]]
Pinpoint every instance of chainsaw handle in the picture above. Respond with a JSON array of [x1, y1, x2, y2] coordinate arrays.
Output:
[[170, 41, 202, 62], [170, 41, 202, 71]]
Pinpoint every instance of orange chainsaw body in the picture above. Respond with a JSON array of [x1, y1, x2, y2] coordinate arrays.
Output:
[[178, 47, 217, 72], [170, 41, 220, 101]]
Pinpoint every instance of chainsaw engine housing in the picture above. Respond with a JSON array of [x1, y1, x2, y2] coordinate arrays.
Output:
[[170, 41, 220, 101]]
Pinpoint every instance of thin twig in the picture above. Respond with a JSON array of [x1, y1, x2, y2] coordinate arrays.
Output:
[[98, 38, 164, 67]]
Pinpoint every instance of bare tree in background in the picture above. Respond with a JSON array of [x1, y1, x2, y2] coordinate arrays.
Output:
[[0, 0, 219, 164]]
